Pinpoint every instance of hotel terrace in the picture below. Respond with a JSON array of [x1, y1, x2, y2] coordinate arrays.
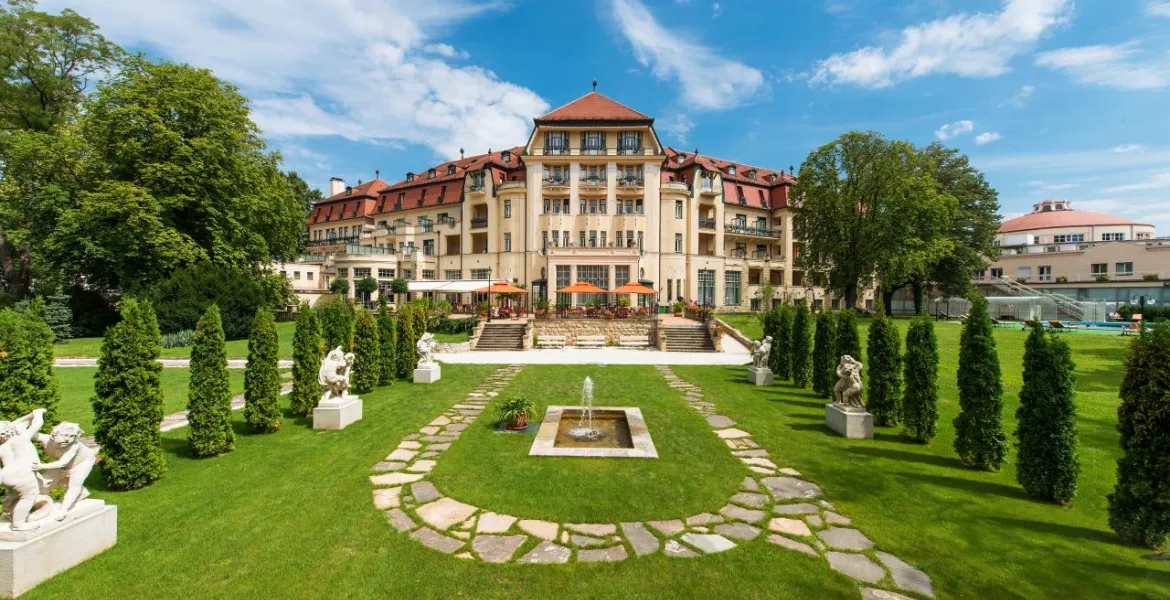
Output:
[[291, 91, 846, 311]]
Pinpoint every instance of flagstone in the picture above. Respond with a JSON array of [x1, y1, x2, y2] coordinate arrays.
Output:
[[768, 518, 812, 537], [714, 522, 761, 541], [473, 535, 528, 564], [729, 492, 769, 509], [826, 551, 885, 583], [577, 545, 629, 563], [566, 523, 617, 536], [410, 481, 442, 504], [477, 512, 518, 534], [876, 551, 935, 598], [680, 533, 736, 554], [819, 527, 874, 551], [762, 476, 823, 500], [372, 487, 401, 510], [407, 460, 436, 473], [385, 509, 416, 532], [518, 519, 558, 541], [773, 503, 819, 515], [417, 498, 478, 530], [410, 527, 464, 554], [719, 504, 767, 524], [765, 534, 816, 556], [517, 542, 571, 564], [621, 522, 660, 556], [370, 472, 424, 486], [648, 519, 686, 536], [685, 513, 724, 526], [663, 540, 699, 558], [385, 449, 417, 462]]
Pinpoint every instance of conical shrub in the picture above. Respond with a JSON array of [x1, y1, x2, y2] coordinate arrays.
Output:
[[0, 308, 61, 423], [352, 309, 380, 394], [187, 305, 234, 457], [290, 304, 322, 417], [245, 307, 282, 433], [866, 304, 902, 426], [812, 311, 836, 398], [772, 304, 793, 380], [835, 308, 861, 363], [791, 301, 812, 388], [954, 295, 1007, 471], [902, 316, 939, 443], [377, 305, 396, 386], [1015, 322, 1079, 504]]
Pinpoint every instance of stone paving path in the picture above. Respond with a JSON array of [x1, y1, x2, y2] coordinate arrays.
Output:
[[368, 365, 934, 600], [55, 358, 294, 369]]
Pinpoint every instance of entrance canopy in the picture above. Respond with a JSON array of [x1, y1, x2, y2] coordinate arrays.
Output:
[[408, 280, 503, 293]]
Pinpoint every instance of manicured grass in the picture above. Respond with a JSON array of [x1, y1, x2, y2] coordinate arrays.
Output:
[[55, 368, 246, 432], [28, 364, 858, 600], [675, 321, 1170, 599], [54, 321, 298, 359], [433, 331, 470, 343], [718, 312, 764, 339], [431, 365, 745, 522]]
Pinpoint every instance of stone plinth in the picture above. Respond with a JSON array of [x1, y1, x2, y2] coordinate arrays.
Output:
[[414, 363, 441, 384], [0, 500, 117, 597], [314, 397, 363, 430], [825, 403, 873, 439], [747, 366, 774, 386]]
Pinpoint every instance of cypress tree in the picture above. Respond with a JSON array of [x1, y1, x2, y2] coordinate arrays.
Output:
[[320, 300, 354, 350], [92, 299, 166, 489], [377, 305, 397, 386], [1015, 322, 1079, 504], [352, 309, 380, 394], [187, 305, 234, 457], [835, 308, 861, 363], [791, 301, 812, 388], [395, 304, 417, 379], [866, 303, 902, 426], [245, 307, 282, 432], [812, 311, 836, 398], [0, 308, 62, 423], [772, 304, 793, 380], [1108, 325, 1170, 549], [954, 295, 1008, 471], [902, 315, 939, 443], [290, 304, 322, 417]]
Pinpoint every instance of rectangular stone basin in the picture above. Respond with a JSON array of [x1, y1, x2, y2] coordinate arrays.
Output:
[[529, 406, 658, 458]]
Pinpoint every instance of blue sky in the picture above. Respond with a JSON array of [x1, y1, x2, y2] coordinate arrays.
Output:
[[46, 0, 1170, 230]]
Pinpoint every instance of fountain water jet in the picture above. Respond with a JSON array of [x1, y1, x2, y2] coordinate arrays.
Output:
[[568, 376, 601, 441]]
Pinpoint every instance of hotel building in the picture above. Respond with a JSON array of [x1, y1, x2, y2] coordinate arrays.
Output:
[[297, 91, 854, 310]]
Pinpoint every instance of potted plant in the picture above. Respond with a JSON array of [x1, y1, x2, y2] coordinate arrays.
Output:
[[534, 298, 550, 317], [497, 395, 535, 430], [477, 300, 490, 317], [672, 301, 684, 316]]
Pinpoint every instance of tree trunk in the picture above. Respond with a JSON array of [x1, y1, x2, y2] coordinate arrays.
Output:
[[882, 289, 895, 315], [0, 232, 31, 298], [844, 284, 857, 311], [912, 281, 925, 315]]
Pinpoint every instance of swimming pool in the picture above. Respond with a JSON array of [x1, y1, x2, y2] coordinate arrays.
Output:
[[1066, 321, 1128, 329]]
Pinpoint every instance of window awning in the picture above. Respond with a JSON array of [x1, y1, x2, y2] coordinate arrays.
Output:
[[407, 280, 504, 293]]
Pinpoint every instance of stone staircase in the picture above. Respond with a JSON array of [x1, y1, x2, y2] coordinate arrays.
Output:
[[662, 324, 715, 352], [473, 322, 526, 351]]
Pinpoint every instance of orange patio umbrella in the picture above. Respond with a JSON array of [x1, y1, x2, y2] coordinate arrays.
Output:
[[612, 281, 656, 295], [476, 281, 528, 294], [556, 281, 607, 294]]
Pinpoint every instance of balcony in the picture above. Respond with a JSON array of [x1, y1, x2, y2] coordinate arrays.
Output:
[[616, 176, 644, 188], [467, 181, 486, 196], [542, 175, 571, 189], [578, 174, 607, 188], [618, 146, 643, 156], [725, 223, 780, 239], [310, 236, 360, 247], [541, 146, 570, 156], [698, 218, 716, 230], [751, 250, 769, 260], [700, 180, 717, 195], [470, 217, 488, 229]]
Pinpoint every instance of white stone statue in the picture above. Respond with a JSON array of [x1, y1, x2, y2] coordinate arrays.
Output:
[[31, 422, 95, 521], [751, 336, 773, 370], [318, 346, 356, 406], [416, 332, 437, 366], [0, 409, 54, 531], [833, 355, 865, 411]]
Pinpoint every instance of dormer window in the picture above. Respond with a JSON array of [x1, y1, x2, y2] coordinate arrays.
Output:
[[675, 153, 685, 164], [747, 169, 757, 180], [582, 131, 606, 154], [545, 131, 568, 154], [502, 151, 511, 163], [619, 131, 642, 155], [406, 172, 414, 182], [428, 168, 436, 178], [727, 165, 736, 176], [447, 165, 456, 175], [345, 186, 352, 195]]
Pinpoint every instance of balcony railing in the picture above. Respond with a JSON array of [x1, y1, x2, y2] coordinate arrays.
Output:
[[578, 174, 607, 186], [725, 224, 781, 238], [470, 217, 488, 229], [698, 218, 715, 230], [618, 146, 643, 155], [580, 146, 606, 155], [310, 236, 360, 247], [468, 181, 485, 192], [701, 181, 715, 193], [542, 175, 571, 186], [542, 146, 569, 155], [751, 250, 769, 260], [616, 176, 644, 187]]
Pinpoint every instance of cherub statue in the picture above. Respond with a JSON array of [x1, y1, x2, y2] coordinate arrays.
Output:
[[31, 422, 96, 521], [0, 409, 54, 531], [416, 332, 437, 366], [751, 336, 773, 370], [318, 346, 356, 405], [833, 355, 865, 410]]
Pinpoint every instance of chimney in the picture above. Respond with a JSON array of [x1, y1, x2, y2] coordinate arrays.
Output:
[[329, 177, 345, 196]]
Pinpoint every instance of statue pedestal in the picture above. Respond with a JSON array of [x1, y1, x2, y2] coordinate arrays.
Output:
[[0, 499, 117, 597], [747, 366, 774, 386], [414, 363, 441, 384], [825, 403, 873, 439], [313, 397, 363, 430]]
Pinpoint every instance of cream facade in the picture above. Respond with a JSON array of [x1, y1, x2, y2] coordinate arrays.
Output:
[[299, 92, 847, 310]]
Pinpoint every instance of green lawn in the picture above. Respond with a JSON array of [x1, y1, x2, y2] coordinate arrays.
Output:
[[676, 320, 1170, 599], [56, 368, 246, 432], [431, 365, 744, 522], [433, 331, 470, 343], [718, 312, 764, 339], [26, 324, 1170, 599], [54, 321, 298, 359]]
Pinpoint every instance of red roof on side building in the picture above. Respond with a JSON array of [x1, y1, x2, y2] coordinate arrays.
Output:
[[536, 91, 653, 123], [999, 207, 1152, 233], [662, 147, 794, 209], [309, 197, 378, 225]]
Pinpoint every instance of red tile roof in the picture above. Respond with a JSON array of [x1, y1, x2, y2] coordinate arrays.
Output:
[[536, 92, 652, 123], [372, 146, 527, 216], [320, 178, 388, 203], [309, 197, 378, 225], [1000, 206, 1152, 233], [663, 147, 794, 209]]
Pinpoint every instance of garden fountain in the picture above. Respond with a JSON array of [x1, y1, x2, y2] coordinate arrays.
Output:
[[568, 376, 601, 441], [528, 376, 659, 458]]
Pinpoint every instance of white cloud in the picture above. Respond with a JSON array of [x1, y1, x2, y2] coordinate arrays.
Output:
[[935, 120, 974, 140], [999, 84, 1034, 108], [812, 0, 1071, 87], [660, 113, 695, 144], [423, 43, 469, 59], [1146, 1, 1170, 17], [1035, 42, 1169, 90], [711, 2, 722, 18], [1103, 172, 1170, 193], [1112, 143, 1147, 154], [611, 0, 764, 110], [40, 0, 550, 161], [975, 131, 1003, 145]]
